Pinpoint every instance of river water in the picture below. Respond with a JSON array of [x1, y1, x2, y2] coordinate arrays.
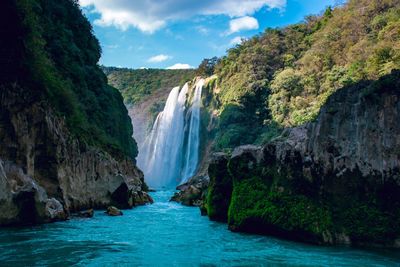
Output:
[[0, 190, 399, 266]]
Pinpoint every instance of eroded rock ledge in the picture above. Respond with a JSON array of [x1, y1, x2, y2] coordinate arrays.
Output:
[[204, 72, 400, 247], [0, 87, 152, 226]]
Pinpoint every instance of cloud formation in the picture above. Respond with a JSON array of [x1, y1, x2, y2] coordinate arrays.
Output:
[[228, 16, 259, 34], [148, 54, 171, 63], [230, 36, 245, 46], [80, 0, 286, 33], [167, 63, 194, 69]]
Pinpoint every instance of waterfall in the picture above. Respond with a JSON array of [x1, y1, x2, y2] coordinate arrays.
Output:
[[137, 84, 189, 188], [137, 79, 204, 189], [181, 79, 204, 183]]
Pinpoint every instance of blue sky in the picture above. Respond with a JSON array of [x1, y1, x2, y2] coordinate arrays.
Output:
[[80, 0, 339, 69]]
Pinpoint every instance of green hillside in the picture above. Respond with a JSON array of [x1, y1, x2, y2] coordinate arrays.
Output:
[[209, 0, 400, 151], [103, 67, 196, 104]]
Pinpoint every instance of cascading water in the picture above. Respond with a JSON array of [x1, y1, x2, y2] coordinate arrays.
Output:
[[137, 84, 189, 188], [181, 79, 204, 183], [137, 79, 204, 189]]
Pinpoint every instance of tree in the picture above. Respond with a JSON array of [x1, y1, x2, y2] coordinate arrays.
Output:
[[196, 57, 219, 77]]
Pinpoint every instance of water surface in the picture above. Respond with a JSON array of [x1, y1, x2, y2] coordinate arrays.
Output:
[[0, 191, 399, 266]]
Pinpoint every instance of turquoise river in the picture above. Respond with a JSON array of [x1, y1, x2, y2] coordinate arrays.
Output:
[[0, 191, 399, 266]]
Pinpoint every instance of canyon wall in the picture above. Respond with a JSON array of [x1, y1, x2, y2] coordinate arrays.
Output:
[[0, 0, 151, 226], [205, 72, 400, 247], [0, 86, 151, 226]]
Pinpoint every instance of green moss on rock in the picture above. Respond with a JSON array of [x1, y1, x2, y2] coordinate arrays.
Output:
[[228, 176, 333, 244], [206, 153, 232, 222]]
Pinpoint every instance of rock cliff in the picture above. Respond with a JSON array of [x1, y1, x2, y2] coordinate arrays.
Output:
[[205, 72, 400, 247], [0, 86, 151, 226], [0, 0, 151, 226]]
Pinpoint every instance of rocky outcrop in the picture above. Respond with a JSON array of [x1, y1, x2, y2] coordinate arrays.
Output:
[[204, 152, 231, 222], [205, 72, 400, 247], [170, 174, 208, 207], [106, 206, 123, 216], [0, 86, 151, 226]]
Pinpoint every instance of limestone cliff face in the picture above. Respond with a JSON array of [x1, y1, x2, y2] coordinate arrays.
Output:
[[306, 81, 400, 180], [0, 86, 151, 226], [205, 72, 400, 247]]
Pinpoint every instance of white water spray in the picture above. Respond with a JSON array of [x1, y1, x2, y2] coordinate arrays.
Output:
[[181, 79, 204, 183], [137, 84, 188, 188], [137, 79, 204, 188]]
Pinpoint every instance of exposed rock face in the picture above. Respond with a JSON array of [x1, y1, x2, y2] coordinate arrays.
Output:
[[0, 86, 151, 226], [204, 152, 231, 222], [170, 175, 208, 207], [205, 72, 400, 247]]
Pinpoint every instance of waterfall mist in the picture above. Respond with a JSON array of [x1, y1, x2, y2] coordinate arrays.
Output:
[[137, 79, 204, 188]]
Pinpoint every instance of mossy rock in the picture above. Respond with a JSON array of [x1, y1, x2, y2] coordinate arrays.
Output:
[[227, 176, 333, 244], [206, 153, 232, 222]]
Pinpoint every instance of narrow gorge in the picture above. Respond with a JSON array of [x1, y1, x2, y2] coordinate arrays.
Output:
[[1, 0, 400, 265]]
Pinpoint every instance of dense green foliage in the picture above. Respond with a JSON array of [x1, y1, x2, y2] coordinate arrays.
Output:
[[196, 57, 219, 77], [11, 0, 137, 158], [103, 67, 196, 104], [208, 0, 400, 151]]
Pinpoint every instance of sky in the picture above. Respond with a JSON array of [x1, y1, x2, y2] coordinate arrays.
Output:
[[79, 0, 340, 69]]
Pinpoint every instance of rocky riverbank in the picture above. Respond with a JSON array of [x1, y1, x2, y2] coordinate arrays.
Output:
[[201, 72, 400, 248], [0, 86, 152, 226]]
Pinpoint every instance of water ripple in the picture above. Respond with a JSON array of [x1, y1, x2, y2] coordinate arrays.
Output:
[[0, 190, 399, 266]]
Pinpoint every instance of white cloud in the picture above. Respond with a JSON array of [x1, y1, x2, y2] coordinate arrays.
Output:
[[228, 16, 259, 35], [79, 0, 286, 33], [166, 63, 194, 69], [230, 36, 245, 45], [196, 26, 209, 35], [148, 54, 171, 63]]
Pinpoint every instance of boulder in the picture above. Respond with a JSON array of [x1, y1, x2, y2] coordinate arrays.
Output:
[[106, 206, 123, 216], [132, 191, 154, 206], [77, 209, 94, 218], [171, 175, 209, 206], [45, 198, 67, 221]]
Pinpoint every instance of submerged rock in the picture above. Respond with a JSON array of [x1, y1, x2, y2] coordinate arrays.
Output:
[[106, 206, 123, 216], [76, 209, 94, 218]]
